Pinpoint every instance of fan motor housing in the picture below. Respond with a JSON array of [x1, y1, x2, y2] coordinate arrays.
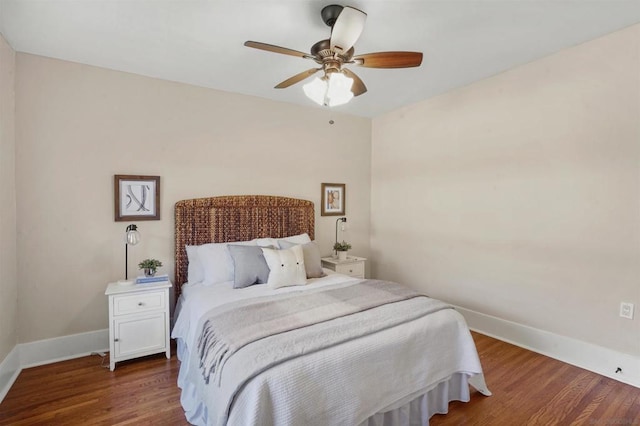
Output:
[[310, 39, 354, 62]]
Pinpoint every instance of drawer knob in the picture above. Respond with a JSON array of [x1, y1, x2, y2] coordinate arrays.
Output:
[[349, 269, 353, 273], [138, 302, 144, 306], [114, 338, 119, 342]]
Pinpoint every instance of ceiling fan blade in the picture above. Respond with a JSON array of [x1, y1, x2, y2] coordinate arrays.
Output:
[[352, 51, 423, 68], [275, 68, 321, 89], [244, 41, 315, 60], [330, 7, 367, 54], [342, 68, 367, 97]]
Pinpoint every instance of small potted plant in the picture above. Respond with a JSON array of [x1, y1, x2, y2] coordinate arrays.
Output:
[[138, 259, 163, 277], [333, 241, 352, 261]]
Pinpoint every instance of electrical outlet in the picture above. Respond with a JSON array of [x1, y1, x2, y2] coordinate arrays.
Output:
[[620, 302, 634, 319]]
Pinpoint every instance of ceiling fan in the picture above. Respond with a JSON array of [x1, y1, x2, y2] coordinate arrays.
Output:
[[244, 4, 423, 106]]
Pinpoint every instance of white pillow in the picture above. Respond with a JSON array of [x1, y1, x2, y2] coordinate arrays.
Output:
[[261, 245, 307, 289], [276, 233, 312, 248], [186, 245, 205, 284], [197, 239, 257, 285], [254, 237, 279, 248], [278, 240, 326, 279]]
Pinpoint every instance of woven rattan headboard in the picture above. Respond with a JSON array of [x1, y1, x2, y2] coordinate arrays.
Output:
[[174, 195, 315, 299]]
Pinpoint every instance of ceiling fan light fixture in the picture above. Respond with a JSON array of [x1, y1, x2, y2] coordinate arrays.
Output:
[[327, 72, 354, 106], [303, 77, 327, 106], [303, 73, 354, 107]]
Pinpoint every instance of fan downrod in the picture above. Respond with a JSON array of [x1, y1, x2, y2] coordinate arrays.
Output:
[[321, 5, 343, 27]]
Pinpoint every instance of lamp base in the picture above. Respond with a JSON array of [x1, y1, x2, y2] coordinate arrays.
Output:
[[117, 279, 134, 285]]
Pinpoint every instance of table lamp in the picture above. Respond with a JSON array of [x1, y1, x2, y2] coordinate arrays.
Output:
[[118, 224, 140, 285]]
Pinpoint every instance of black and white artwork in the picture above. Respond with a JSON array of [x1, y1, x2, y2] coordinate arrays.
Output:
[[114, 175, 160, 221]]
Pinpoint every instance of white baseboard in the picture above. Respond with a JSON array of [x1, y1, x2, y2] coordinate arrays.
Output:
[[456, 306, 640, 389], [0, 346, 21, 402], [0, 329, 109, 403], [19, 329, 109, 369]]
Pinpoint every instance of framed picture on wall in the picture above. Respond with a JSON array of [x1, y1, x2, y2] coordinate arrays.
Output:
[[321, 183, 346, 216], [114, 175, 160, 221]]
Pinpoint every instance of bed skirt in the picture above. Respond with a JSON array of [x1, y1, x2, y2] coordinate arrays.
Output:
[[359, 372, 471, 426], [176, 339, 474, 426]]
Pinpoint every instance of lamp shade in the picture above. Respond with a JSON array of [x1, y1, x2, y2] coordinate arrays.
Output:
[[303, 72, 354, 107], [125, 224, 141, 245], [303, 77, 327, 106]]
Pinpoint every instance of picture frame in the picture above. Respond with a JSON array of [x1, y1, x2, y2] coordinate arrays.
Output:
[[321, 183, 346, 216], [114, 175, 160, 221]]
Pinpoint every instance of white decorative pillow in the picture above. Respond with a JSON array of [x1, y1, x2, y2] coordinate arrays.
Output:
[[197, 239, 257, 285], [278, 240, 326, 279], [261, 245, 307, 289], [276, 233, 312, 248], [186, 245, 205, 284]]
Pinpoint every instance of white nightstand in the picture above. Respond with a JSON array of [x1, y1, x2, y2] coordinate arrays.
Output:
[[321, 256, 367, 279], [105, 280, 172, 371]]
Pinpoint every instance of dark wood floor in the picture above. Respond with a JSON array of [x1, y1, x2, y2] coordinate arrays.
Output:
[[1, 332, 638, 425]]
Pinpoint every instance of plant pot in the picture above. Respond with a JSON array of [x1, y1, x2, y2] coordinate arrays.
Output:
[[144, 268, 156, 277], [337, 251, 347, 261]]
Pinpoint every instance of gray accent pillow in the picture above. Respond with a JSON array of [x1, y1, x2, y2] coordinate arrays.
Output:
[[228, 245, 271, 289], [279, 240, 326, 279]]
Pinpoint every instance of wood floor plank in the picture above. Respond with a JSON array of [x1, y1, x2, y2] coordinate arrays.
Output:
[[567, 377, 616, 425], [1, 333, 638, 425]]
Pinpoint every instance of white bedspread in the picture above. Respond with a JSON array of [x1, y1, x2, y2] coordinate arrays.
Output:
[[172, 272, 490, 426]]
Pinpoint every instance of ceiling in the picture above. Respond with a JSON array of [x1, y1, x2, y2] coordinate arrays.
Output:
[[1, 1, 639, 118]]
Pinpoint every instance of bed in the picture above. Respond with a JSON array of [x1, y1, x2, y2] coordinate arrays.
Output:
[[171, 195, 490, 425]]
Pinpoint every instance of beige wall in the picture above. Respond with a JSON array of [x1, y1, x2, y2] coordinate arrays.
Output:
[[371, 25, 640, 356], [15, 54, 371, 343], [0, 34, 17, 363]]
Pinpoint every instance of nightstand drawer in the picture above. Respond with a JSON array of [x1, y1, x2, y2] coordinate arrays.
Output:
[[112, 290, 166, 316], [334, 262, 365, 277]]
